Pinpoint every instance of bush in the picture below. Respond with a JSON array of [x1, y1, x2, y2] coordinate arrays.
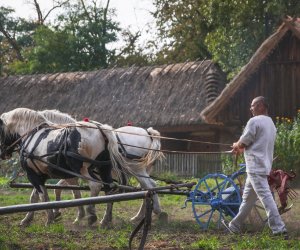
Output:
[[274, 110, 300, 173]]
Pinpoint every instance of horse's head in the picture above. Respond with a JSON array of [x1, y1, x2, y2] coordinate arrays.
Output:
[[0, 118, 20, 160]]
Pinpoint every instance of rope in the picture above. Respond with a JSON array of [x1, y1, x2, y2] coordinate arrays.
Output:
[[46, 123, 233, 154], [117, 142, 233, 154], [48, 123, 232, 147]]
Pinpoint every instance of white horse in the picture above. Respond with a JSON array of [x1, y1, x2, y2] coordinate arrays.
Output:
[[39, 109, 164, 225], [0, 108, 127, 226]]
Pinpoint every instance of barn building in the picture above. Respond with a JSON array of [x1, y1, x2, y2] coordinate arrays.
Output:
[[201, 17, 300, 142], [0, 60, 226, 154]]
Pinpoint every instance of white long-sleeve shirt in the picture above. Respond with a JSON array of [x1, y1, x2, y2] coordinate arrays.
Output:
[[239, 115, 276, 175]]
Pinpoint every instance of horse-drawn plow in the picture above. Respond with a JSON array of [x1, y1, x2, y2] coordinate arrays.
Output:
[[0, 107, 298, 249]]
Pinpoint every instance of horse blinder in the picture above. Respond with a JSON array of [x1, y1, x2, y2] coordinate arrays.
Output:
[[0, 132, 20, 160]]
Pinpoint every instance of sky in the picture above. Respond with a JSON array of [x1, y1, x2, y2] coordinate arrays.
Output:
[[0, 0, 156, 50]]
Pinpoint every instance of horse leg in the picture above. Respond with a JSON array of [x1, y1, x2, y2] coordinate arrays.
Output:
[[68, 178, 86, 224], [38, 185, 55, 226], [130, 170, 162, 223], [86, 181, 101, 226], [53, 179, 65, 220], [20, 188, 39, 227], [100, 194, 113, 228]]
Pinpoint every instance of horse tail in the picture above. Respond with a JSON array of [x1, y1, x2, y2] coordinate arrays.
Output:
[[99, 124, 130, 178], [144, 127, 165, 173]]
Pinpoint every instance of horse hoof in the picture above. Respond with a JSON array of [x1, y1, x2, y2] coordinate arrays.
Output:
[[54, 216, 62, 222], [53, 211, 62, 219], [158, 212, 168, 223], [73, 216, 84, 225], [20, 218, 32, 227], [130, 216, 142, 224], [45, 221, 54, 227], [19, 221, 30, 227], [100, 221, 112, 229], [87, 215, 97, 226]]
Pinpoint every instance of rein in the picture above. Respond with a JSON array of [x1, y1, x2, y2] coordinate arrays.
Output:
[[49, 123, 232, 147], [116, 142, 233, 154], [46, 123, 232, 154]]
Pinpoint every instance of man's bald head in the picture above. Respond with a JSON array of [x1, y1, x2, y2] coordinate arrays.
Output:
[[250, 96, 269, 116]]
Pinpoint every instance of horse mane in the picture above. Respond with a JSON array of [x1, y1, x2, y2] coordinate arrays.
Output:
[[1, 108, 50, 135], [38, 109, 76, 124]]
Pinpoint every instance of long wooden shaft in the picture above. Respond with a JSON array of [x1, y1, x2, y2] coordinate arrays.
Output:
[[0, 191, 149, 215]]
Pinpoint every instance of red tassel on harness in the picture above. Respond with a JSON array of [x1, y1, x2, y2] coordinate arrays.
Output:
[[83, 117, 89, 122]]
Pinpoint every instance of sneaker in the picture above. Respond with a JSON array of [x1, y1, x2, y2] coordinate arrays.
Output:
[[221, 220, 239, 234], [273, 231, 289, 240]]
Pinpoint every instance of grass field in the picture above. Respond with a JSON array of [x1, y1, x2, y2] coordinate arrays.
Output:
[[0, 179, 299, 250]]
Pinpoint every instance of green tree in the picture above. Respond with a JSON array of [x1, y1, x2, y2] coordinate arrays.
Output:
[[152, 0, 300, 76], [0, 6, 36, 73], [111, 29, 152, 67], [53, 0, 120, 69], [8, 26, 79, 74], [205, 0, 300, 77], [153, 0, 212, 64], [6, 0, 147, 74]]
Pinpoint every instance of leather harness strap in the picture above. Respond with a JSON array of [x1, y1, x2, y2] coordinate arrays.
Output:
[[115, 132, 142, 160]]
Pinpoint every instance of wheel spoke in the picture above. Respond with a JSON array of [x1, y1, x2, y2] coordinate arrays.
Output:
[[210, 179, 226, 194], [217, 209, 224, 228], [195, 208, 212, 219], [219, 179, 228, 194], [223, 205, 237, 217], [215, 177, 221, 194], [203, 179, 211, 194], [223, 202, 241, 206], [206, 209, 214, 228], [193, 201, 211, 205]]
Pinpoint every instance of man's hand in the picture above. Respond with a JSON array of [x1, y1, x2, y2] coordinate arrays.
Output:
[[231, 141, 245, 155]]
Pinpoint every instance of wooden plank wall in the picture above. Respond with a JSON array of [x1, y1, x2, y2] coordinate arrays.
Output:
[[226, 31, 300, 126], [153, 153, 229, 178]]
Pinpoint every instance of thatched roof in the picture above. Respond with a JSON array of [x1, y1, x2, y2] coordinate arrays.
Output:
[[200, 17, 300, 124], [0, 60, 225, 128]]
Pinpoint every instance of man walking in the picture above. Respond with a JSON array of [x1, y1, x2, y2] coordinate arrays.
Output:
[[222, 96, 288, 238]]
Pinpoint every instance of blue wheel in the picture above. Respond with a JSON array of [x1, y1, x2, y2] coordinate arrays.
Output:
[[191, 173, 242, 229]]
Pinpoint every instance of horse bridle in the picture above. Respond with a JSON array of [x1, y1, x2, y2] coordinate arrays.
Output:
[[0, 132, 22, 160], [0, 124, 47, 160]]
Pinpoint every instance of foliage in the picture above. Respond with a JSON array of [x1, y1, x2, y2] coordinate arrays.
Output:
[[55, 0, 120, 69], [2, 1, 300, 75], [152, 0, 212, 65], [191, 236, 220, 249], [6, 1, 120, 74], [1, 0, 151, 75], [0, 177, 9, 187], [152, 0, 300, 77], [221, 153, 245, 175], [0, 6, 37, 74], [274, 110, 300, 173]]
